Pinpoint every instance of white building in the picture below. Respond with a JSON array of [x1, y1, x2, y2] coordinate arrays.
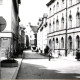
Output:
[[46, 0, 80, 57], [25, 23, 37, 50], [37, 14, 48, 53]]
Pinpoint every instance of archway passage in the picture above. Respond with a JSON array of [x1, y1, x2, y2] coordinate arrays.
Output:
[[68, 36, 72, 50]]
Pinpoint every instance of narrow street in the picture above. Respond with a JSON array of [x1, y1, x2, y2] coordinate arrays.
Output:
[[16, 50, 80, 79]]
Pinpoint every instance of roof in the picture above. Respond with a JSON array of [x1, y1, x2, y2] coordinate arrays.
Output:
[[30, 25, 38, 34], [46, 0, 55, 7]]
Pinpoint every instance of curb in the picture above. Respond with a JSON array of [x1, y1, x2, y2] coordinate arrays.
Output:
[[12, 59, 22, 79], [1, 58, 22, 80]]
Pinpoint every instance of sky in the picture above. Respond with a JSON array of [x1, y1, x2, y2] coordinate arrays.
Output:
[[19, 0, 49, 26]]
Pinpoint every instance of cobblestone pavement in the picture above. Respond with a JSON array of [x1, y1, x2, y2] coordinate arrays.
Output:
[[23, 50, 48, 59], [17, 50, 80, 79]]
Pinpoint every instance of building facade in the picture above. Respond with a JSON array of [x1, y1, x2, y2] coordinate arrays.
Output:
[[37, 14, 48, 53], [19, 24, 26, 50], [0, 0, 21, 59], [25, 23, 37, 50], [46, 0, 80, 57]]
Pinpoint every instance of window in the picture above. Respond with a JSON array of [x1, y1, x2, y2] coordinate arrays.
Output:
[[69, 0, 72, 6], [62, 0, 64, 8], [49, 22, 51, 33], [76, 35, 80, 49], [76, 8, 80, 27], [62, 0, 64, 4], [49, 8, 51, 16], [61, 37, 64, 48], [69, 11, 72, 28], [76, 0, 80, 3], [68, 36, 72, 50], [53, 5, 55, 14], [56, 17, 59, 31], [53, 18, 55, 31], [56, 38, 58, 43], [61, 14, 64, 29], [56, 2, 59, 11]]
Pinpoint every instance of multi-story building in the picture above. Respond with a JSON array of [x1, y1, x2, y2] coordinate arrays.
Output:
[[19, 24, 26, 50], [46, 0, 80, 57], [37, 14, 48, 53], [0, 0, 21, 59], [25, 23, 38, 50]]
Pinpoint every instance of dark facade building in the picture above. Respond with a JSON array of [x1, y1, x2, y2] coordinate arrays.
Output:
[[0, 0, 21, 59]]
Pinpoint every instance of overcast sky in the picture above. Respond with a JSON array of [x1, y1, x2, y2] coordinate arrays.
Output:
[[19, 0, 49, 26]]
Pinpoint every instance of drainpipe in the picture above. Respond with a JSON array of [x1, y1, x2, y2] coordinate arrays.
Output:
[[65, 0, 67, 56]]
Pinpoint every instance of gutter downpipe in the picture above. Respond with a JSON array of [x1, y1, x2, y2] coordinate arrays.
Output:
[[65, 0, 67, 56]]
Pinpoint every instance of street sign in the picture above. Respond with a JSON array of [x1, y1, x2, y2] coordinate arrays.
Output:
[[0, 16, 6, 32]]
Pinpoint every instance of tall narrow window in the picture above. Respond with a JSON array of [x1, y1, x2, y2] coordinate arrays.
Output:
[[53, 18, 55, 31], [62, 0, 64, 9], [56, 38, 59, 49], [56, 17, 59, 31], [56, 38, 58, 43], [53, 5, 55, 14], [56, 2, 59, 11], [61, 37, 64, 48], [62, 0, 64, 4], [61, 14, 64, 29], [49, 8, 51, 17], [69, 0, 72, 6], [49, 22, 51, 33], [69, 11, 72, 28], [76, 35, 80, 49], [68, 36, 72, 50], [76, 8, 80, 27]]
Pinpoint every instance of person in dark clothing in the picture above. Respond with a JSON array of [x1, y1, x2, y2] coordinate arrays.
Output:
[[48, 48, 52, 61]]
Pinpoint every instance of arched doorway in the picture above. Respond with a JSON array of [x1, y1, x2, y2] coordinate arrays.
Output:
[[68, 36, 72, 50], [68, 36, 72, 55], [76, 35, 80, 49], [61, 37, 64, 49]]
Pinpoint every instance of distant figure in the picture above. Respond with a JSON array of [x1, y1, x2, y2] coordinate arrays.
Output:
[[48, 48, 52, 61]]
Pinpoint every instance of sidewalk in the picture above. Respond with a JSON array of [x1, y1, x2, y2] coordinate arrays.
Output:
[[40, 52, 78, 62], [60, 56, 78, 61], [1, 58, 22, 79]]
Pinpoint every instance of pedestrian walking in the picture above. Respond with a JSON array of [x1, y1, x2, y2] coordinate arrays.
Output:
[[48, 48, 52, 61]]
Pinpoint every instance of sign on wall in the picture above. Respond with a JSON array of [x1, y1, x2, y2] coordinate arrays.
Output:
[[0, 16, 6, 32]]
